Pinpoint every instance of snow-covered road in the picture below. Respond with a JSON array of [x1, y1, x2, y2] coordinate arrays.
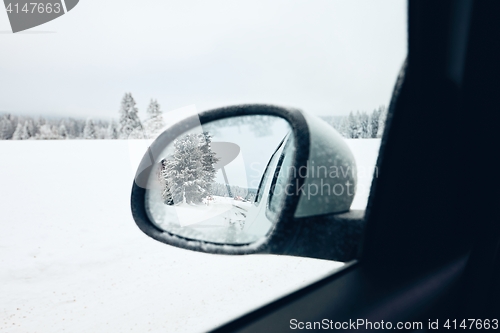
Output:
[[0, 139, 379, 333]]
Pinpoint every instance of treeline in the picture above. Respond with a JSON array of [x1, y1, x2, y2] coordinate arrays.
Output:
[[211, 183, 257, 201], [324, 105, 388, 139], [0, 93, 165, 140], [0, 114, 111, 140], [0, 95, 387, 140]]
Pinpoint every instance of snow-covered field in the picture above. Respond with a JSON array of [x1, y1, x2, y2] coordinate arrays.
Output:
[[0, 139, 380, 333]]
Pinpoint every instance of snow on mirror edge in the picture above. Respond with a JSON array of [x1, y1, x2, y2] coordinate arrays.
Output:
[[145, 115, 292, 245]]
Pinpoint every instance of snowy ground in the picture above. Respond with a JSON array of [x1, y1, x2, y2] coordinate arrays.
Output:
[[154, 196, 248, 228], [0, 139, 380, 333], [345, 139, 382, 210]]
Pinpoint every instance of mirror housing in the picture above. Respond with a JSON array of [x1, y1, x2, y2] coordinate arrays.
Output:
[[131, 105, 364, 261]]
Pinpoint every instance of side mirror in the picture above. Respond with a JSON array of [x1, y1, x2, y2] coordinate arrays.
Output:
[[131, 105, 365, 261]]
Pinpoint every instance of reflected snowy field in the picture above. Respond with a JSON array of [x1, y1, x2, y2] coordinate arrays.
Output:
[[147, 194, 260, 244]]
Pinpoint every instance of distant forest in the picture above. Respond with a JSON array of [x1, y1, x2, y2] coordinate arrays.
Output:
[[319, 105, 387, 139], [0, 93, 163, 140], [0, 93, 387, 140]]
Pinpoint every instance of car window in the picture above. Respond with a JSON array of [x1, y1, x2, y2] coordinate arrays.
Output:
[[0, 1, 406, 332]]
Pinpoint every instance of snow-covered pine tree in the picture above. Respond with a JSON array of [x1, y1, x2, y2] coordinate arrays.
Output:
[[377, 106, 388, 138], [367, 116, 373, 139], [58, 123, 68, 139], [19, 119, 36, 140], [73, 119, 85, 138], [337, 116, 350, 138], [106, 120, 118, 139], [210, 182, 227, 197], [162, 134, 203, 204], [83, 118, 97, 139], [347, 111, 359, 138], [118, 93, 143, 139], [63, 119, 76, 138], [329, 117, 338, 131], [144, 99, 165, 139], [79, 119, 87, 138], [210, 183, 250, 199], [231, 185, 248, 198], [12, 122, 23, 140], [358, 111, 370, 138], [198, 132, 219, 197], [0, 115, 14, 140], [37, 124, 59, 139], [93, 120, 107, 139], [159, 158, 175, 205], [177, 134, 204, 203], [369, 108, 381, 138], [160, 133, 216, 205], [129, 128, 146, 139], [37, 116, 46, 126]]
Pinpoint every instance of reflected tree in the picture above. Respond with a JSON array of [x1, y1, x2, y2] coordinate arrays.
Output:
[[160, 132, 219, 205]]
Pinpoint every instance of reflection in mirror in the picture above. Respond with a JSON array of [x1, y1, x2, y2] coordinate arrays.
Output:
[[144, 116, 293, 245]]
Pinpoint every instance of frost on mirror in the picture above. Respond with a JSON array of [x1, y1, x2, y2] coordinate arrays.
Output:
[[144, 116, 293, 245]]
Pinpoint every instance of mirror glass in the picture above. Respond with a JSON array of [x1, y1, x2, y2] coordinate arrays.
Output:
[[144, 115, 293, 245]]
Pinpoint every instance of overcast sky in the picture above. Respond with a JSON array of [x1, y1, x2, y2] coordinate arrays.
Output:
[[0, 0, 406, 120]]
